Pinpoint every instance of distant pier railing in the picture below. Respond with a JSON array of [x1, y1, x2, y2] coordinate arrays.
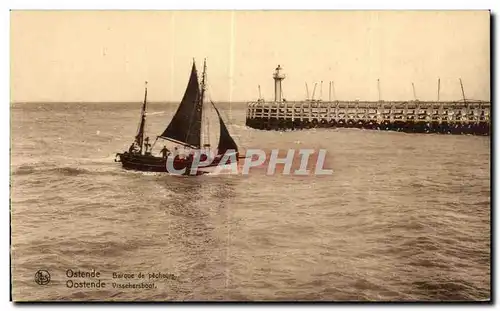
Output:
[[245, 100, 490, 135]]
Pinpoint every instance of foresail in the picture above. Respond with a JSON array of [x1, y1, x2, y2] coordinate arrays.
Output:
[[211, 101, 238, 155], [160, 62, 202, 148]]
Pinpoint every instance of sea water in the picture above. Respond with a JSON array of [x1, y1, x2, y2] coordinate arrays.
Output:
[[10, 102, 490, 301]]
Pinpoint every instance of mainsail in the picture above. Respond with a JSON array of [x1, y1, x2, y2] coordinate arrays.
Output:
[[160, 62, 202, 148], [135, 82, 148, 152], [211, 101, 238, 155]]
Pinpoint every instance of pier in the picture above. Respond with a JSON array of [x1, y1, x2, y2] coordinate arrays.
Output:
[[245, 100, 490, 135], [245, 65, 490, 136]]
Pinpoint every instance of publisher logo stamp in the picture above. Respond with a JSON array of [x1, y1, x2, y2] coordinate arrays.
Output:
[[34, 270, 51, 285]]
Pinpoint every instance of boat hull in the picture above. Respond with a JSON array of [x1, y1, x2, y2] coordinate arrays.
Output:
[[115, 152, 236, 176]]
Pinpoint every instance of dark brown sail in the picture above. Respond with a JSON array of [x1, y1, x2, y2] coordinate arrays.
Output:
[[211, 101, 238, 155], [160, 62, 202, 148]]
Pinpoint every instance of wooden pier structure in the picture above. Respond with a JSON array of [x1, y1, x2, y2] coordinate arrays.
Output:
[[245, 100, 490, 135], [246, 65, 490, 135]]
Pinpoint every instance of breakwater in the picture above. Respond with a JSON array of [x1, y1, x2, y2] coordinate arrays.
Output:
[[245, 100, 490, 135]]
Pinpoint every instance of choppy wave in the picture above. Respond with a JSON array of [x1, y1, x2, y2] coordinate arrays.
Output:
[[12, 164, 122, 177]]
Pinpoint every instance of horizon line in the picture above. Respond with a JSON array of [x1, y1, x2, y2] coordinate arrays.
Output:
[[10, 100, 250, 104], [10, 98, 491, 104]]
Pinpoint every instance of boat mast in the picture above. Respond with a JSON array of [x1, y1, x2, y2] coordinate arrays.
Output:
[[459, 78, 467, 104], [437, 78, 441, 102], [311, 83, 317, 101], [329, 81, 332, 102], [332, 81, 337, 101], [199, 59, 208, 148], [137, 81, 148, 154], [377, 78, 381, 101]]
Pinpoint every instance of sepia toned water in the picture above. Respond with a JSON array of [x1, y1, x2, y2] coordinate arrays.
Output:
[[11, 102, 490, 301]]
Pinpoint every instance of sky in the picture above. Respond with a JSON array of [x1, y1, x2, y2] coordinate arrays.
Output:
[[10, 10, 490, 103]]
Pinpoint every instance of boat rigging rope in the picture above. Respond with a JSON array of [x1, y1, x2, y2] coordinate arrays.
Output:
[[151, 136, 159, 152]]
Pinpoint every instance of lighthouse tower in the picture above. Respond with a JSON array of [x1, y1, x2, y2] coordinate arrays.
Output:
[[273, 65, 286, 102]]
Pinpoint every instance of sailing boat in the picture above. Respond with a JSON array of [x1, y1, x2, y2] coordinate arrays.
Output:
[[115, 59, 239, 176]]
